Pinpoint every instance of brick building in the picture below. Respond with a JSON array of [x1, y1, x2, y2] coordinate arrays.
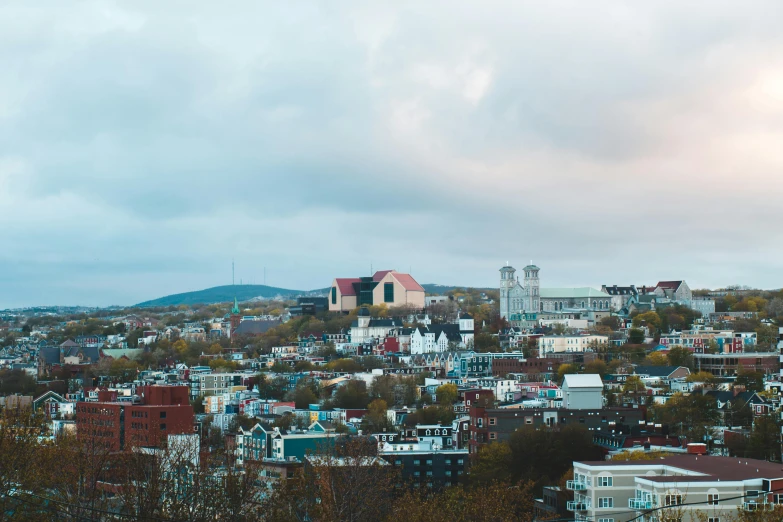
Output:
[[76, 385, 194, 451]]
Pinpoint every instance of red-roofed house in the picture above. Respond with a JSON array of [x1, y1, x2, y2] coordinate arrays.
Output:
[[329, 270, 425, 312]]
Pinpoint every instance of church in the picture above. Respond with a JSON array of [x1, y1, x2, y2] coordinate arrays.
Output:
[[499, 264, 612, 320]]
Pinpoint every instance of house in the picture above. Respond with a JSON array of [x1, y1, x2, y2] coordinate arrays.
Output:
[[632, 366, 691, 384], [652, 280, 693, 305], [329, 270, 425, 313], [562, 374, 603, 409], [349, 308, 405, 344], [600, 285, 639, 312], [570, 455, 783, 522]]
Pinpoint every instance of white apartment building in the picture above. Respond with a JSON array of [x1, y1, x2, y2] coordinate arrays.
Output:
[[537, 334, 609, 355], [569, 454, 783, 522]]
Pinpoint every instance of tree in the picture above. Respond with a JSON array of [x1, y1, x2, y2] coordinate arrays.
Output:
[[292, 386, 319, 409], [755, 324, 778, 351], [583, 359, 607, 376], [365, 399, 392, 432], [746, 414, 781, 461], [622, 375, 646, 396], [599, 316, 621, 331], [332, 380, 371, 410], [643, 352, 669, 366], [469, 442, 514, 485], [632, 311, 661, 334], [435, 383, 458, 406], [263, 436, 399, 522], [685, 371, 716, 384], [627, 328, 645, 344], [667, 346, 694, 369], [474, 333, 499, 353], [735, 367, 764, 393], [557, 363, 577, 383]]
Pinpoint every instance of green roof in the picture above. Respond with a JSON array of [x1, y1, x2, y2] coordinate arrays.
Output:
[[540, 287, 611, 299], [231, 297, 240, 315]]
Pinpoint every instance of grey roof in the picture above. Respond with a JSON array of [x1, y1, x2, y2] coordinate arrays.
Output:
[[234, 320, 280, 336], [40, 347, 60, 365], [540, 287, 611, 299]]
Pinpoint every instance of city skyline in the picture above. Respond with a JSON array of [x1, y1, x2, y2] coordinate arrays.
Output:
[[2, 1, 783, 307]]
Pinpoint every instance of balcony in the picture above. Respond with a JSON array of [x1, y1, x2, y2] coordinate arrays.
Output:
[[566, 480, 587, 491], [629, 499, 653, 510], [744, 502, 771, 512], [566, 501, 589, 512]]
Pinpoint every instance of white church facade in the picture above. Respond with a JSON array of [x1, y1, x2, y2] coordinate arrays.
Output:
[[499, 264, 612, 321]]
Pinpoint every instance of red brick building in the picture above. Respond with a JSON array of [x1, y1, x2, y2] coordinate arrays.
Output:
[[76, 385, 194, 451]]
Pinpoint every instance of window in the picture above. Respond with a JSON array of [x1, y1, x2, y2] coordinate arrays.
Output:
[[426, 460, 432, 466], [708, 493, 719, 505], [160, 411, 166, 419], [489, 433, 496, 440], [413, 460, 420, 466], [160, 423, 166, 430], [598, 497, 613, 508], [664, 495, 682, 506], [384, 283, 394, 303], [331, 287, 337, 304], [708, 518, 720, 522], [489, 418, 496, 425], [598, 476, 613, 487], [598, 519, 615, 522]]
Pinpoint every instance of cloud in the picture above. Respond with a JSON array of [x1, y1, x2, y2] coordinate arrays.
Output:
[[1, 0, 782, 307]]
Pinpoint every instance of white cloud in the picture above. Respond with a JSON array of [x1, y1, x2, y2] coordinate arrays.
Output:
[[2, 1, 783, 307]]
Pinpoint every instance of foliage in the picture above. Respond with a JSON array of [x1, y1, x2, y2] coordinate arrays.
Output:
[[666, 346, 694, 369], [331, 380, 371, 410], [650, 393, 720, 441], [627, 328, 645, 344], [557, 363, 578, 383], [583, 359, 607, 376], [622, 375, 646, 395], [609, 450, 676, 461], [685, 371, 716, 384], [435, 383, 458, 406], [643, 352, 669, 366]]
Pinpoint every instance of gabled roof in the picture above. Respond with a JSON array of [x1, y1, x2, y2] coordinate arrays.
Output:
[[563, 374, 603, 388], [656, 281, 684, 291], [334, 278, 361, 296], [372, 270, 393, 282], [391, 272, 425, 292]]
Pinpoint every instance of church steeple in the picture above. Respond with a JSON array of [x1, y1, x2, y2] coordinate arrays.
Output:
[[231, 297, 240, 315]]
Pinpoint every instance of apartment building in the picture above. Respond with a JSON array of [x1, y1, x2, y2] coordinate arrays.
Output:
[[569, 454, 783, 522], [537, 335, 609, 355]]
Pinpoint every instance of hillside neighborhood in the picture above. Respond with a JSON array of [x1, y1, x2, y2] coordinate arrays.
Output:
[[1, 266, 783, 520]]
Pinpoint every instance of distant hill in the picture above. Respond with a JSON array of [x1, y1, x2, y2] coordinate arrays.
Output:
[[136, 282, 493, 308], [421, 284, 494, 294], [136, 285, 318, 307]]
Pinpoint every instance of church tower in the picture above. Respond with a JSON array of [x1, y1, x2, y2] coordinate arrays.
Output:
[[230, 297, 241, 337], [523, 264, 540, 312], [499, 265, 516, 320]]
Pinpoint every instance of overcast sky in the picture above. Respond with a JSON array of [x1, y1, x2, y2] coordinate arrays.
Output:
[[2, 1, 782, 308]]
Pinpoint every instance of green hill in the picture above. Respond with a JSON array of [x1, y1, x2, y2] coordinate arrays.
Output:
[[136, 282, 493, 308], [136, 284, 315, 307]]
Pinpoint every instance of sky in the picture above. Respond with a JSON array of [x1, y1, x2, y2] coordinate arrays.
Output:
[[1, 1, 783, 308]]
